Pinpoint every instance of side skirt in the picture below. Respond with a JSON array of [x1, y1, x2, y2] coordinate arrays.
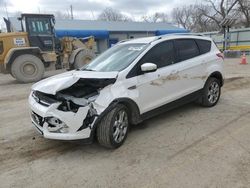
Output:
[[141, 89, 203, 121]]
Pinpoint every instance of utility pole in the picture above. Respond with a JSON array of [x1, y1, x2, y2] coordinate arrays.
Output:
[[224, 0, 229, 51], [70, 5, 74, 20], [221, 0, 232, 51], [4, 2, 9, 18]]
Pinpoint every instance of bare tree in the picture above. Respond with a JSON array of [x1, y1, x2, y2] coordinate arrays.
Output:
[[97, 8, 132, 22], [237, 0, 250, 27], [142, 12, 169, 23], [199, 0, 238, 28], [172, 6, 192, 30], [171, 5, 210, 32], [172, 0, 244, 32]]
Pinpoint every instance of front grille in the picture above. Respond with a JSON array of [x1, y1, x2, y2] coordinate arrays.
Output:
[[32, 91, 58, 106], [31, 111, 44, 127]]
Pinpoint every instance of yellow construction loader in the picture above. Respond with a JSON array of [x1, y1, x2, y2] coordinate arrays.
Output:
[[0, 13, 96, 83]]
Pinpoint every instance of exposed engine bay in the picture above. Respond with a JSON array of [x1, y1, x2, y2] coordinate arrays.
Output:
[[32, 78, 116, 113]]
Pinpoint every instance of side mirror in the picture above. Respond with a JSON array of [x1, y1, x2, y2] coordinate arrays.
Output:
[[141, 63, 157, 73]]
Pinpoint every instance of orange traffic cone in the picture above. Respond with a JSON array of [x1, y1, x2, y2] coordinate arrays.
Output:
[[240, 52, 247, 65]]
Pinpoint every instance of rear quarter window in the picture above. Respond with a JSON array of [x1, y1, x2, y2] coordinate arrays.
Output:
[[175, 39, 199, 62], [195, 39, 211, 54]]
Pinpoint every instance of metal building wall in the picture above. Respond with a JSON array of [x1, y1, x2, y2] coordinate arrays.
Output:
[[203, 28, 250, 48]]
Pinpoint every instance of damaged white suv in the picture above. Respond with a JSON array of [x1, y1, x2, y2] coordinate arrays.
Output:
[[29, 34, 224, 148]]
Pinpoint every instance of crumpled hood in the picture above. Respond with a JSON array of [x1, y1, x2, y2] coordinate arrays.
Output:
[[32, 70, 118, 95]]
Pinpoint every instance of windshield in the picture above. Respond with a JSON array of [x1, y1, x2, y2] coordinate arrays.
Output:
[[81, 43, 148, 72]]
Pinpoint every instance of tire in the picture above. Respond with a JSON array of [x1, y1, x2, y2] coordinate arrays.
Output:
[[10, 71, 15, 78], [200, 77, 221, 107], [73, 50, 96, 69], [10, 54, 45, 83], [97, 104, 130, 149]]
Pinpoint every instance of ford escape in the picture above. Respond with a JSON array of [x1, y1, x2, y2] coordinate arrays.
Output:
[[29, 34, 224, 148]]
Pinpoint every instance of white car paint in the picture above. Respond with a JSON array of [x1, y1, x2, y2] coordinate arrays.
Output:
[[28, 34, 224, 141], [29, 95, 91, 140], [32, 70, 118, 95]]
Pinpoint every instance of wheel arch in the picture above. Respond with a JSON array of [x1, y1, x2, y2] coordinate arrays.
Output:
[[90, 97, 141, 143], [4, 47, 42, 72], [112, 98, 142, 125], [94, 98, 141, 129], [208, 71, 224, 86]]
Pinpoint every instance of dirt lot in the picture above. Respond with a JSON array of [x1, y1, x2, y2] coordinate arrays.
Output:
[[1, 58, 250, 188]]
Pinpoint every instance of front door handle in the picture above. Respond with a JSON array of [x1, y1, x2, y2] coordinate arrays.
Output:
[[128, 85, 137, 90]]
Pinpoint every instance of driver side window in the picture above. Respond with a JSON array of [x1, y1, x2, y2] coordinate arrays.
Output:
[[126, 40, 176, 78], [139, 40, 175, 69]]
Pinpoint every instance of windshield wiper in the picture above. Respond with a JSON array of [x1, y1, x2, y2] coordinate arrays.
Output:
[[80, 68, 95, 71]]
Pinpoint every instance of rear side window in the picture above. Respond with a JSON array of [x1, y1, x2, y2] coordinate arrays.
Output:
[[139, 40, 175, 68], [0, 41, 3, 55], [195, 39, 211, 54], [175, 39, 199, 62]]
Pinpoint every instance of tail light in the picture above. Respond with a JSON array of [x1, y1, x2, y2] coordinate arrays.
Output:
[[216, 53, 224, 60]]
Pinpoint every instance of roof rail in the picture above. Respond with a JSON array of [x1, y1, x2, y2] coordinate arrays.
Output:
[[117, 39, 129, 44], [162, 33, 205, 37], [149, 36, 162, 44]]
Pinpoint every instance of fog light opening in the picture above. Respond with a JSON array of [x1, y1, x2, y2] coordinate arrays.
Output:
[[46, 117, 69, 133]]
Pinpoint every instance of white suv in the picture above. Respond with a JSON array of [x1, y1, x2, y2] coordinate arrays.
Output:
[[29, 34, 224, 148]]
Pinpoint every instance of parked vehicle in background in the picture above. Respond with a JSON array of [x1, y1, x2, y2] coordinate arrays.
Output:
[[29, 34, 224, 149], [0, 13, 96, 83]]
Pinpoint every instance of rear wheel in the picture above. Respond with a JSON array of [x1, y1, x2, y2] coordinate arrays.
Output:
[[200, 77, 221, 107], [97, 104, 129, 149], [11, 54, 45, 83], [73, 50, 96, 69]]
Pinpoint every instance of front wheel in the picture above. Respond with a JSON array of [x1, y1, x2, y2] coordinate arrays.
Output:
[[200, 77, 221, 107], [97, 104, 129, 149]]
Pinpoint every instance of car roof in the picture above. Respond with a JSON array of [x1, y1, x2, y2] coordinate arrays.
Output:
[[122, 34, 212, 45], [121, 36, 159, 44]]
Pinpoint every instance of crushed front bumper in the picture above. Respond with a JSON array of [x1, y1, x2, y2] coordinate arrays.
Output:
[[29, 93, 96, 140]]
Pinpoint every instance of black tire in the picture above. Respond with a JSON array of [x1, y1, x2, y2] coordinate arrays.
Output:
[[73, 50, 96, 69], [200, 77, 221, 107], [10, 54, 45, 83], [97, 104, 130, 149]]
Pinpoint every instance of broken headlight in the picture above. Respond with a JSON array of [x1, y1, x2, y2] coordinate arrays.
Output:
[[57, 93, 99, 113], [58, 101, 80, 113]]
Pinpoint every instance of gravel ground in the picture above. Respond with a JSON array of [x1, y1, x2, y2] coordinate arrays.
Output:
[[0, 58, 250, 188]]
